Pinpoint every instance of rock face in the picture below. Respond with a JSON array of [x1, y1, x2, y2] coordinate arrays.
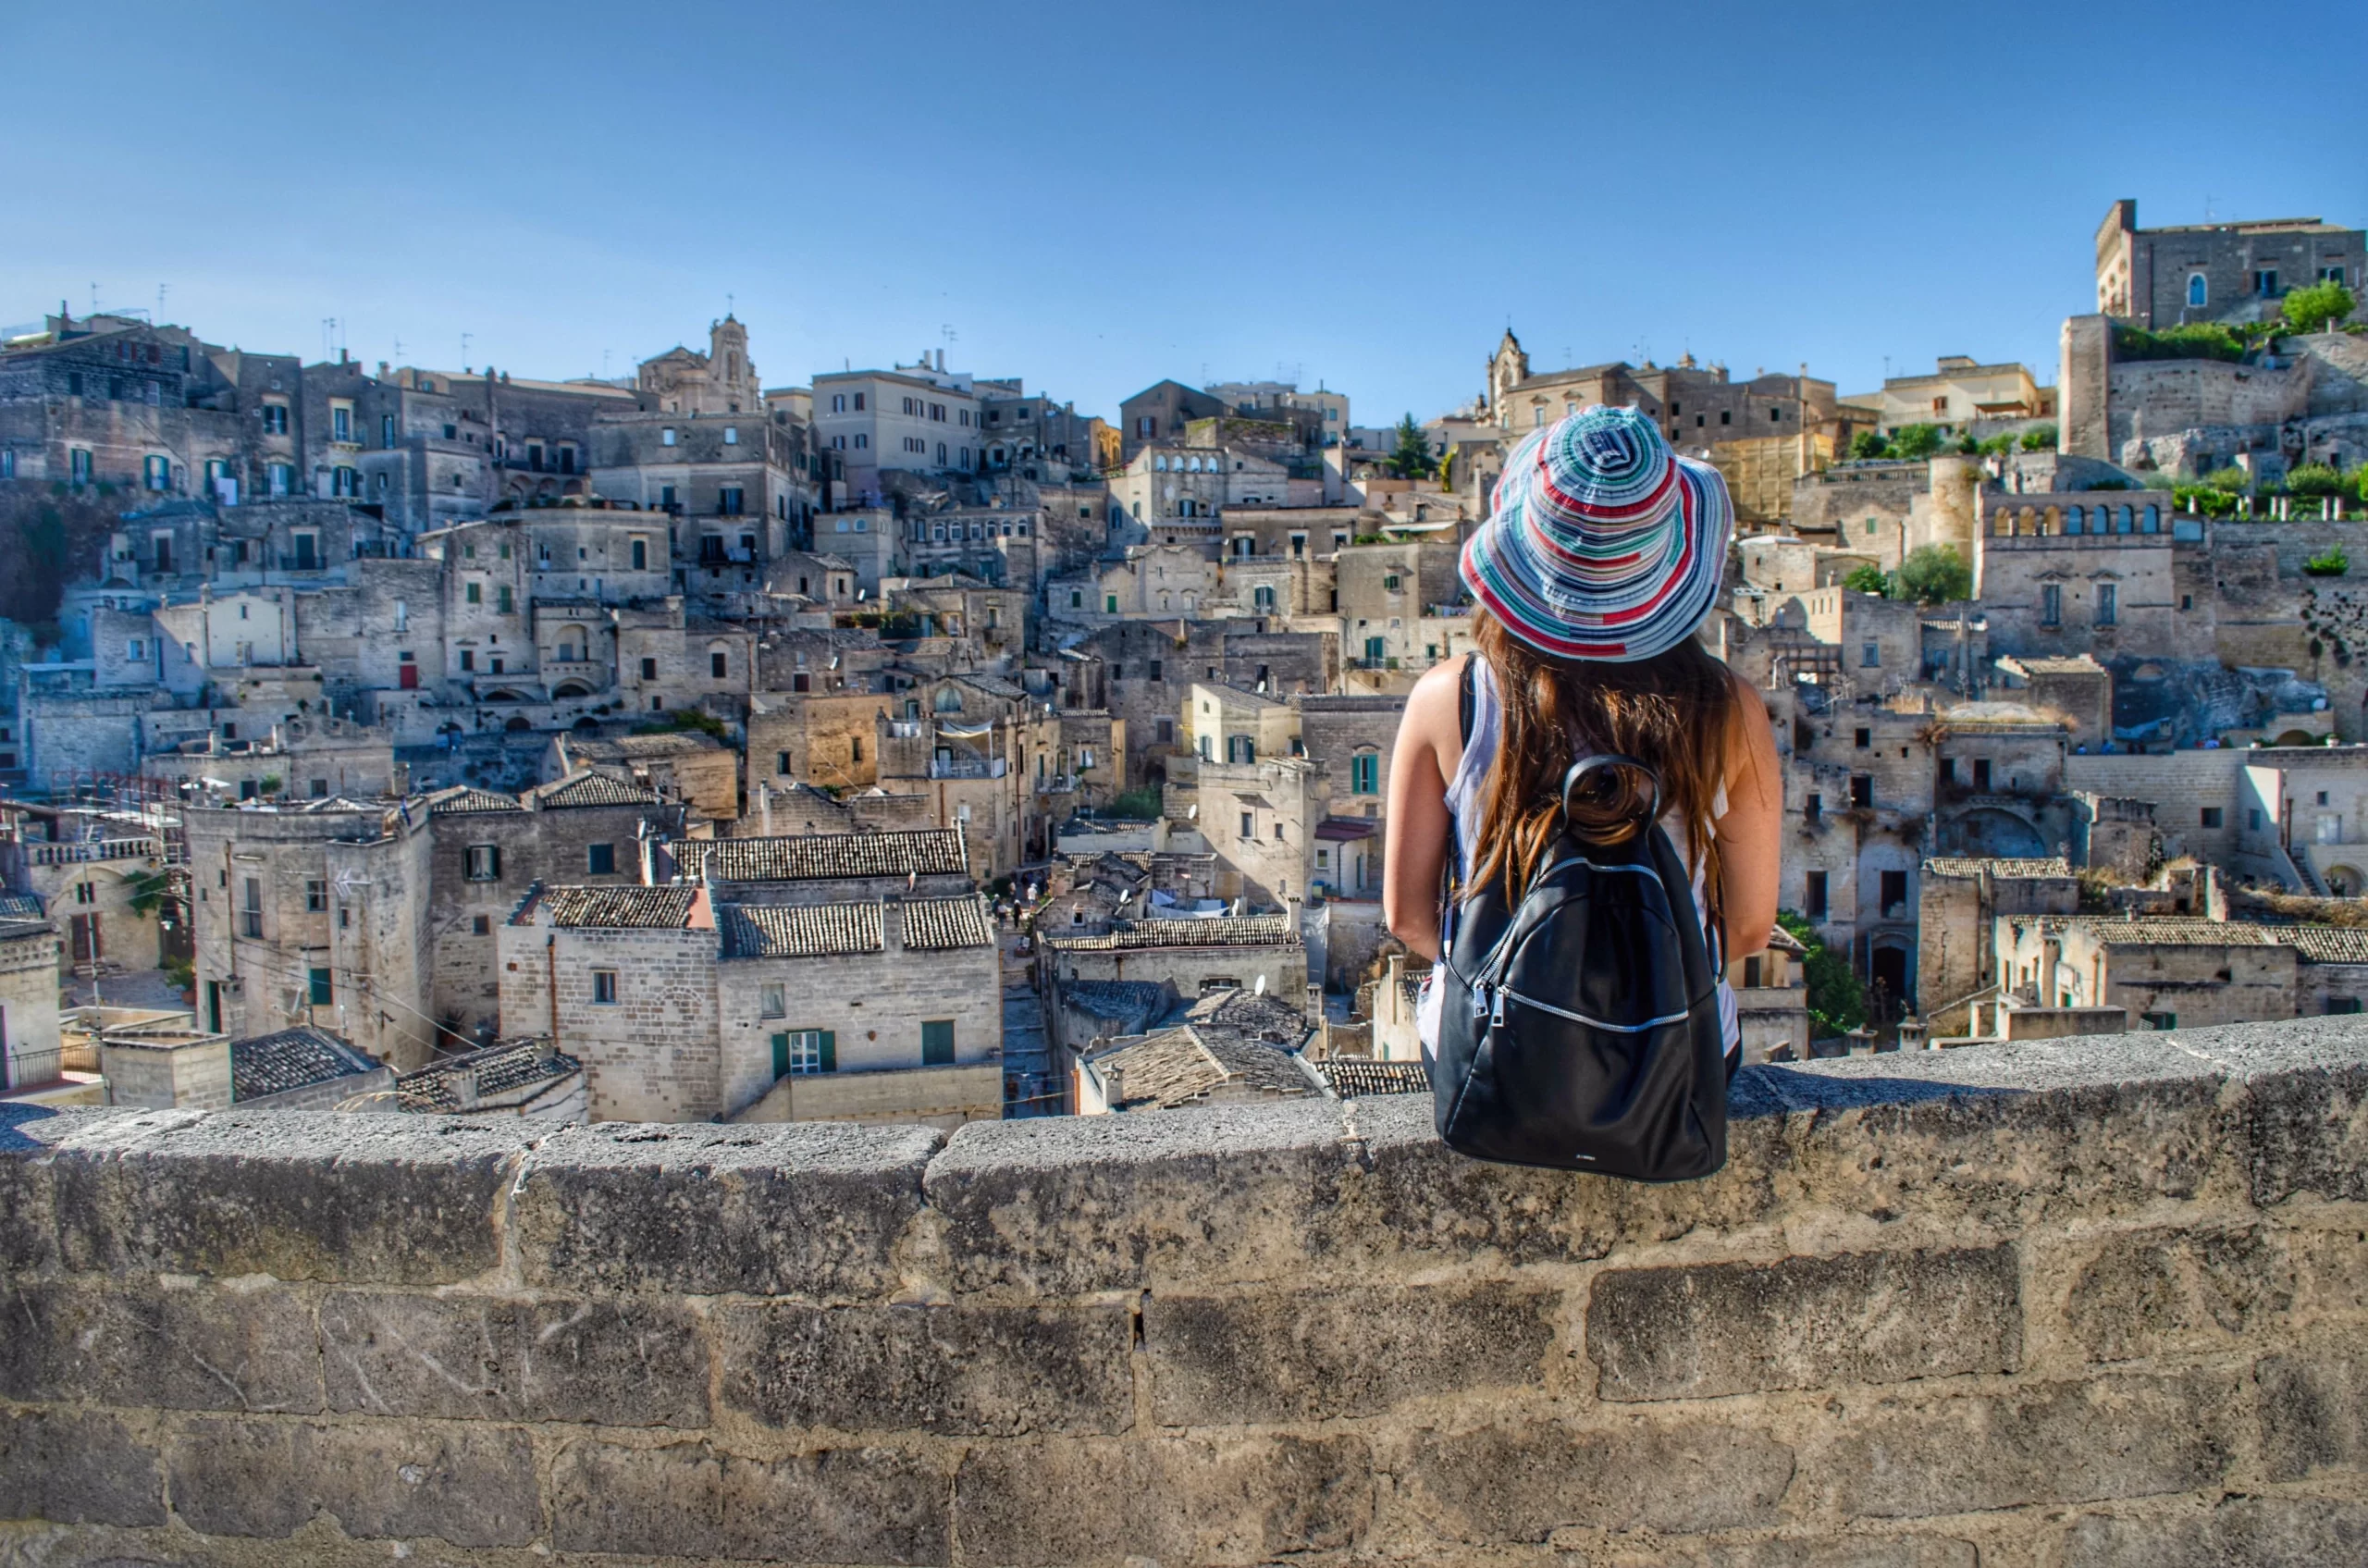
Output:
[[4, 1018, 2367, 1566]]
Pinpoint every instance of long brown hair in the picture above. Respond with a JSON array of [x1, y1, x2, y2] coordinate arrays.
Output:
[[1468, 609, 1737, 927]]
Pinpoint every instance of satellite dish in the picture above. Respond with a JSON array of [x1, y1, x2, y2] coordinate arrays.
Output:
[[1253, 974, 1266, 995]]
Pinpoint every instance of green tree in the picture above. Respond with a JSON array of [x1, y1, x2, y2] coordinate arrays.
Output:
[[1889, 423, 1944, 460], [2285, 463, 2345, 497], [2018, 423, 2058, 452], [1388, 414, 1437, 480], [1895, 543, 1972, 605], [2283, 280, 2356, 335], [0, 481, 124, 630], [1777, 910, 1866, 1036], [1843, 563, 1890, 597], [2203, 465, 2251, 493], [1846, 429, 1892, 462]]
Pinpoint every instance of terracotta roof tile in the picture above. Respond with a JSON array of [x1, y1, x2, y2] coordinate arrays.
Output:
[[536, 884, 702, 929], [535, 772, 660, 809], [2278, 925, 2368, 964], [721, 902, 883, 957], [676, 829, 969, 883], [1047, 914, 1295, 951], [900, 895, 994, 950], [1924, 857, 2073, 879], [1319, 1059, 1432, 1097], [428, 786, 524, 815], [230, 1025, 382, 1102]]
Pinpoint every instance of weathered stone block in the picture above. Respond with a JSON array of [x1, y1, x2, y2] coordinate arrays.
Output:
[[516, 1121, 937, 1298], [952, 1434, 1372, 1567], [1144, 1281, 1558, 1424], [50, 1111, 519, 1284], [717, 1302, 1130, 1436], [320, 1290, 708, 1426], [1586, 1245, 2020, 1401], [2060, 1225, 2294, 1363], [549, 1438, 948, 1564], [1814, 1374, 2229, 1518], [925, 1101, 1363, 1295], [166, 1416, 538, 1546], [1387, 1416, 1795, 1542], [0, 1277, 321, 1413], [2258, 1344, 2368, 1480], [1597, 1535, 1978, 1568], [0, 1105, 120, 1273], [2248, 1059, 2368, 1204], [2063, 1496, 2368, 1567], [0, 1409, 166, 1527]]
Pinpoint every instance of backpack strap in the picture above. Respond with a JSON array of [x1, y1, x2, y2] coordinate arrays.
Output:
[[1458, 656, 1476, 747]]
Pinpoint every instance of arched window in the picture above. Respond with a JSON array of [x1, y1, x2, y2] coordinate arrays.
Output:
[[2188, 274, 2208, 309], [2065, 505, 2085, 535], [2141, 504, 2160, 533], [933, 687, 964, 713]]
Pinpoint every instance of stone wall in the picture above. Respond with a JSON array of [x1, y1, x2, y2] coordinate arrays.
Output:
[[4, 1019, 2367, 1566]]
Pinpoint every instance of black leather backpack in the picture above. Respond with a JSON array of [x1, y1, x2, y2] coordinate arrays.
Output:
[[1429, 733, 1730, 1180]]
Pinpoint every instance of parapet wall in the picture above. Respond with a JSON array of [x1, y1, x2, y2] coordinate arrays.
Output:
[[5, 1019, 2368, 1566]]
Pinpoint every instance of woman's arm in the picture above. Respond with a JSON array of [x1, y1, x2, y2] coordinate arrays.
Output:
[[1382, 657, 1465, 960], [1716, 672, 1783, 958]]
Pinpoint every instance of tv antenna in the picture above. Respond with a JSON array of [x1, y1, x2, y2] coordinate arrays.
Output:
[[461, 331, 473, 367]]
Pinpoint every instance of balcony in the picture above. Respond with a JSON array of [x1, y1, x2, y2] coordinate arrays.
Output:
[[929, 756, 1006, 781], [27, 837, 160, 866]]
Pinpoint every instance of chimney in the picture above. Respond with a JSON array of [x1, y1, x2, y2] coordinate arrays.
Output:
[[758, 782, 773, 836]]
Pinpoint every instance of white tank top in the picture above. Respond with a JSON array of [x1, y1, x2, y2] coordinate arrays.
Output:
[[1418, 658, 1741, 1056]]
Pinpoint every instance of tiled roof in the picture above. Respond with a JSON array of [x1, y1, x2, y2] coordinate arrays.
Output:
[[1182, 986, 1310, 1047], [0, 892, 44, 921], [1319, 1059, 1432, 1097], [231, 1026, 381, 1102], [2073, 917, 2283, 947], [428, 786, 524, 815], [1047, 915, 1296, 951], [722, 902, 882, 958], [395, 1041, 582, 1112], [2278, 925, 2368, 964], [900, 895, 994, 950], [1924, 857, 2074, 880], [536, 772, 660, 809], [676, 828, 970, 883], [536, 884, 702, 929], [1091, 1027, 1319, 1110], [1062, 980, 1172, 1024]]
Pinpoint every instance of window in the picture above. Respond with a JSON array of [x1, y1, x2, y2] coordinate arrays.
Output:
[[305, 880, 327, 913], [1227, 735, 1255, 764], [331, 405, 351, 442], [2041, 584, 2063, 626], [2250, 808, 2263, 831], [1744, 957, 1763, 989], [711, 650, 729, 679], [1881, 870, 1907, 914], [1941, 759, 1956, 785], [2202, 807, 2225, 828], [831, 393, 846, 413], [772, 1029, 832, 1076], [760, 983, 785, 1019], [2141, 1011, 2177, 1031], [1805, 792, 1821, 823], [73, 883, 94, 906], [241, 877, 264, 939], [460, 649, 475, 672], [465, 845, 500, 882], [641, 657, 658, 680], [1854, 728, 1870, 749], [586, 844, 616, 875], [472, 915, 491, 936], [723, 426, 738, 445], [1865, 518, 1878, 537], [2254, 268, 2279, 297], [592, 969, 619, 1005], [631, 537, 648, 570], [1351, 752, 1379, 794], [1850, 774, 1873, 808], [2096, 583, 2117, 625], [309, 968, 332, 1006], [852, 392, 865, 411], [922, 1019, 955, 1066], [496, 585, 513, 614], [1804, 870, 1828, 919], [720, 487, 745, 515], [262, 403, 289, 435], [2323, 265, 2348, 287], [1240, 811, 1254, 838], [143, 454, 170, 491], [70, 449, 92, 485], [1972, 759, 1992, 792], [1105, 594, 1118, 613], [2328, 997, 2363, 1016], [661, 427, 676, 446], [2188, 274, 2208, 309], [465, 581, 482, 605]]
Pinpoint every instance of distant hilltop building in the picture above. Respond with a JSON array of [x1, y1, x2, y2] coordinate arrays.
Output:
[[2094, 199, 2363, 329]]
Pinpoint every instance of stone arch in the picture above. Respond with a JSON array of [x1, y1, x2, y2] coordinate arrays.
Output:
[[481, 688, 526, 704], [1954, 806, 2049, 858], [2276, 730, 2318, 747], [552, 681, 593, 698], [2325, 864, 2365, 897], [503, 715, 533, 732]]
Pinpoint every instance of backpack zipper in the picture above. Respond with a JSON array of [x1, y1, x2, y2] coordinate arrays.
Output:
[[1493, 984, 1691, 1034]]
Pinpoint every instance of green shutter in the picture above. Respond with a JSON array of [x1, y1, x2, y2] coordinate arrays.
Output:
[[922, 1019, 954, 1067], [771, 1032, 789, 1080], [308, 967, 332, 1006], [819, 1031, 837, 1072]]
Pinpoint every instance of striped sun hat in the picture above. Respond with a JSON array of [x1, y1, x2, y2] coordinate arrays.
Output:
[[1462, 403, 1733, 662]]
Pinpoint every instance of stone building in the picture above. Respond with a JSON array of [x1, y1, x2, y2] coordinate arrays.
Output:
[[812, 357, 985, 502], [1117, 378, 1228, 462], [1993, 914, 2296, 1030], [2094, 199, 2362, 329], [1041, 914, 1305, 1019], [182, 798, 437, 1069], [0, 908, 60, 1098], [1917, 856, 2081, 1034], [1844, 356, 2055, 434]]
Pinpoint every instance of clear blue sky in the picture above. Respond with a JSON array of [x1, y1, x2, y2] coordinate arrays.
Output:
[[9, 2, 2363, 424]]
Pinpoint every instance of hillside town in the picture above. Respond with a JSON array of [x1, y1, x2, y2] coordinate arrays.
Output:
[[4, 197, 2368, 1127]]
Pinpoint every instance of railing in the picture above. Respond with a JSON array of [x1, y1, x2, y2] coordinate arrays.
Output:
[[1, 1048, 66, 1094], [930, 756, 1006, 781], [27, 837, 160, 866]]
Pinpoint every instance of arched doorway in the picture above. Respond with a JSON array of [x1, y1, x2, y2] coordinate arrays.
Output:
[[1869, 944, 1911, 1024]]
